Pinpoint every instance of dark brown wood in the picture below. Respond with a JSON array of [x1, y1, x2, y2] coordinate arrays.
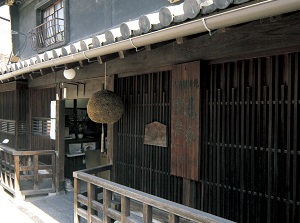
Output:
[[286, 54, 292, 223], [182, 178, 196, 208], [273, 56, 279, 223], [112, 53, 300, 223], [256, 58, 262, 223], [250, 59, 256, 223], [292, 53, 298, 221], [170, 61, 200, 181], [266, 57, 273, 223]]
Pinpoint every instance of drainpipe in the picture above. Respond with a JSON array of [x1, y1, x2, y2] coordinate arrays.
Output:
[[1, 0, 300, 81]]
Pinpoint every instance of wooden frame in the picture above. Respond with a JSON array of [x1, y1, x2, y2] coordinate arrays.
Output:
[[73, 164, 233, 223], [0, 144, 56, 199]]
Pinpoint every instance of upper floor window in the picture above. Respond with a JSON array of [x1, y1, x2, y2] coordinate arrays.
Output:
[[29, 0, 66, 52], [42, 0, 64, 47]]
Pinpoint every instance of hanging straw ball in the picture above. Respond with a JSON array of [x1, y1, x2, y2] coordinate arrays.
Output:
[[87, 90, 124, 124]]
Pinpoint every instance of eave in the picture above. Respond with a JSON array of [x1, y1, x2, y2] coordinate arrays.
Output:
[[1, 0, 300, 83]]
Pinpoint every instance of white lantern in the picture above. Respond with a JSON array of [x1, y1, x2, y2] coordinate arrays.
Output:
[[63, 68, 76, 80]]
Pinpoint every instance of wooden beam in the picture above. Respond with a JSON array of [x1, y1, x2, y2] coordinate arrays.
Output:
[[0, 81, 27, 93]]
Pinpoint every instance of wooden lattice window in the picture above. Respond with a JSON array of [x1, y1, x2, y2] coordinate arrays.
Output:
[[32, 118, 51, 136], [42, 0, 64, 47]]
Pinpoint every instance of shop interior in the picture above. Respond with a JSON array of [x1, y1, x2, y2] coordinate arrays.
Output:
[[64, 98, 107, 180]]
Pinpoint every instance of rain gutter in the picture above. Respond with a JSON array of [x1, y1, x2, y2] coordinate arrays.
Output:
[[1, 0, 300, 82]]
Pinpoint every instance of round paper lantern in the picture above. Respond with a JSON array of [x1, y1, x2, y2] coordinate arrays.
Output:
[[87, 90, 124, 124], [63, 68, 76, 79]]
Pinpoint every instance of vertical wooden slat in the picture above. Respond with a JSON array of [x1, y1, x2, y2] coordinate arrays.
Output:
[[256, 58, 262, 223], [203, 90, 209, 212], [14, 155, 20, 193], [87, 182, 96, 223], [245, 86, 250, 223], [168, 213, 179, 223], [33, 154, 39, 190], [221, 63, 226, 218], [292, 53, 298, 221], [235, 61, 240, 222], [285, 54, 292, 223], [267, 57, 273, 223], [208, 66, 213, 214], [225, 63, 231, 219], [143, 203, 152, 223], [121, 195, 130, 223], [217, 88, 221, 216], [73, 177, 80, 223], [8, 154, 13, 187], [230, 87, 235, 219], [240, 61, 245, 223], [103, 189, 111, 223], [250, 59, 256, 222], [51, 153, 55, 190], [263, 85, 268, 223], [212, 65, 217, 215], [273, 56, 279, 223]]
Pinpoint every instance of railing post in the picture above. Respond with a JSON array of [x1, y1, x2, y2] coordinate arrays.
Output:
[[74, 177, 81, 223], [51, 153, 56, 190], [0, 151, 3, 185], [103, 189, 112, 223], [87, 182, 96, 223], [4, 153, 8, 186], [33, 155, 39, 190], [168, 213, 179, 223], [14, 155, 21, 195], [121, 195, 130, 223], [8, 154, 13, 187], [143, 203, 152, 223]]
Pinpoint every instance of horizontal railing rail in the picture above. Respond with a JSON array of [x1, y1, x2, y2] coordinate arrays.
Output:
[[74, 164, 234, 223], [0, 144, 56, 198]]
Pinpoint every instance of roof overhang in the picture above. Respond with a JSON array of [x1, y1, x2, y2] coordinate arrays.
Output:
[[1, 0, 300, 83]]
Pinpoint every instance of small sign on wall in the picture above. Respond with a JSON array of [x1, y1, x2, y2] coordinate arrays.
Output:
[[144, 121, 167, 147]]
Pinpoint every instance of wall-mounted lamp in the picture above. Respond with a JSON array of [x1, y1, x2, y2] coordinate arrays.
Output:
[[63, 68, 76, 80]]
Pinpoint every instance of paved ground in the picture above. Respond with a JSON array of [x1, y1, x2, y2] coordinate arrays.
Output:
[[0, 188, 75, 223]]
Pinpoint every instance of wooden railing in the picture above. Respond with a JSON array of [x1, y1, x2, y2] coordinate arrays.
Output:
[[74, 164, 234, 223], [0, 144, 56, 198]]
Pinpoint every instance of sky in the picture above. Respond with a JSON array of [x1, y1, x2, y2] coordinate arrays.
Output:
[[0, 5, 12, 55]]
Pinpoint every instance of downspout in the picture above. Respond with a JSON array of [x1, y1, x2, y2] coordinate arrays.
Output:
[[1, 0, 300, 81]]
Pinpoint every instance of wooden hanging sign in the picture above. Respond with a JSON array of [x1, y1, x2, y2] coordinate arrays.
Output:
[[171, 61, 200, 181]]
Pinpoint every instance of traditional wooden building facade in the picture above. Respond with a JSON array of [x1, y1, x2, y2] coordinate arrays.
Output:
[[0, 0, 300, 222]]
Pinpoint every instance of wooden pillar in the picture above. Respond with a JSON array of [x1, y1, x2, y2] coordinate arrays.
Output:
[[55, 99, 65, 193]]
